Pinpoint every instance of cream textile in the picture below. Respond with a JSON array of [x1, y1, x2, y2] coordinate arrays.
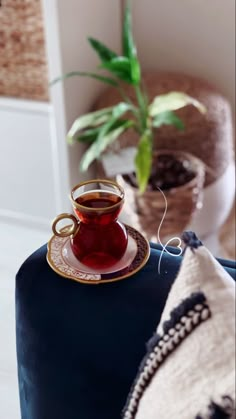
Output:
[[135, 246, 235, 419]]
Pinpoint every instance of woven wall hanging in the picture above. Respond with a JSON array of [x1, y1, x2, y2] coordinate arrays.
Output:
[[0, 0, 49, 101]]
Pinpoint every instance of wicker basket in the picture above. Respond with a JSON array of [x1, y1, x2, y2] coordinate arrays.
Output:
[[117, 150, 205, 242], [0, 0, 49, 101], [94, 71, 234, 187]]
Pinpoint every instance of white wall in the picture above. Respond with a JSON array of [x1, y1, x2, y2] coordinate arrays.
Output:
[[43, 0, 122, 188], [132, 0, 235, 113], [0, 99, 57, 230]]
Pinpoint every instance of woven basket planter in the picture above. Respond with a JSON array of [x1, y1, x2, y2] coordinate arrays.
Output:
[[117, 151, 205, 242], [94, 71, 234, 187], [0, 0, 49, 101]]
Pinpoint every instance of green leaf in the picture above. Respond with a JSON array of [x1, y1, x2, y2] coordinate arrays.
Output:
[[50, 71, 119, 87], [76, 127, 102, 143], [122, 0, 141, 85], [112, 102, 132, 117], [130, 57, 141, 85], [100, 57, 133, 84], [135, 131, 152, 193], [88, 37, 117, 62], [94, 102, 133, 144], [80, 121, 132, 171], [101, 56, 131, 72], [152, 111, 185, 130], [135, 85, 148, 130], [149, 92, 207, 116], [67, 107, 113, 144], [76, 118, 132, 143], [123, 0, 136, 58]]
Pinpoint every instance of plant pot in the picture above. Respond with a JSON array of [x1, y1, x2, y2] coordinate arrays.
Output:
[[94, 71, 234, 188], [187, 160, 235, 257], [117, 150, 205, 243]]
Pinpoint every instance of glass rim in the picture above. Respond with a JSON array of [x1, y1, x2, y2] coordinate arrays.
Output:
[[70, 178, 125, 212]]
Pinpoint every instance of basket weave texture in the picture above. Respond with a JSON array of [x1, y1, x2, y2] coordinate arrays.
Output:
[[0, 0, 49, 101], [117, 151, 205, 242], [94, 71, 234, 186]]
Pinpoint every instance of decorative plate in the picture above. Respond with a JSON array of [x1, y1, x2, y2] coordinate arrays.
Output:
[[47, 225, 150, 285]]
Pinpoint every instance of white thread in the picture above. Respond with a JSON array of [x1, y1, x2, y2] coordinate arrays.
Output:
[[173, 332, 180, 345], [168, 328, 175, 336], [179, 328, 186, 338], [175, 323, 181, 331], [185, 318, 193, 332], [180, 316, 188, 324], [201, 308, 210, 320], [162, 344, 169, 356], [157, 187, 183, 274], [167, 340, 175, 351], [157, 351, 163, 362], [192, 312, 200, 325], [195, 304, 204, 311]]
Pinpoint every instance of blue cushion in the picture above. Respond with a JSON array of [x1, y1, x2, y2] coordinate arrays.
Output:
[[15, 243, 235, 419]]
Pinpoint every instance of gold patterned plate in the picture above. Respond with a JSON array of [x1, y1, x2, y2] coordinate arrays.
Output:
[[47, 224, 150, 285]]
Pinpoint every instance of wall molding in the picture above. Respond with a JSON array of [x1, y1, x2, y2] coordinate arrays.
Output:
[[0, 97, 52, 116], [0, 209, 51, 231]]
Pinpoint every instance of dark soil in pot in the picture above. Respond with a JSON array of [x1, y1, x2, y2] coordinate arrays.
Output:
[[123, 153, 196, 191], [118, 150, 205, 242]]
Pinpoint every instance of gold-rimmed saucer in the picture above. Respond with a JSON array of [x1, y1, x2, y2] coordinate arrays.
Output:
[[47, 224, 150, 285]]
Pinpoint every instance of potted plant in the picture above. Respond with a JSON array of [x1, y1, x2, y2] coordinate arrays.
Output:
[[51, 0, 206, 240]]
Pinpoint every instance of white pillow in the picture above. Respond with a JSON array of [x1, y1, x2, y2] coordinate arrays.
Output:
[[123, 233, 235, 419]]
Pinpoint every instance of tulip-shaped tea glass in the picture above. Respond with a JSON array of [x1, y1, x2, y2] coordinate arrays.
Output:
[[52, 179, 128, 270]]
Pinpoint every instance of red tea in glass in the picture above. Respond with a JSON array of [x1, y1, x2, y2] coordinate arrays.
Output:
[[52, 180, 128, 269]]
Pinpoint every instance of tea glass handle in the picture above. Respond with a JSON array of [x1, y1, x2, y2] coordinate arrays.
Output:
[[52, 213, 78, 237]]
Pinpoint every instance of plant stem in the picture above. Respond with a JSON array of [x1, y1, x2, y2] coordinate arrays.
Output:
[[117, 84, 135, 107], [134, 84, 148, 132], [116, 84, 141, 123]]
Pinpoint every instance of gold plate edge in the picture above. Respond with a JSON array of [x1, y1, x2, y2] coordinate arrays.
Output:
[[46, 225, 150, 285]]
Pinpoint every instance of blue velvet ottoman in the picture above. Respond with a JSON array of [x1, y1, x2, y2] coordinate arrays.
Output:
[[15, 243, 236, 419]]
